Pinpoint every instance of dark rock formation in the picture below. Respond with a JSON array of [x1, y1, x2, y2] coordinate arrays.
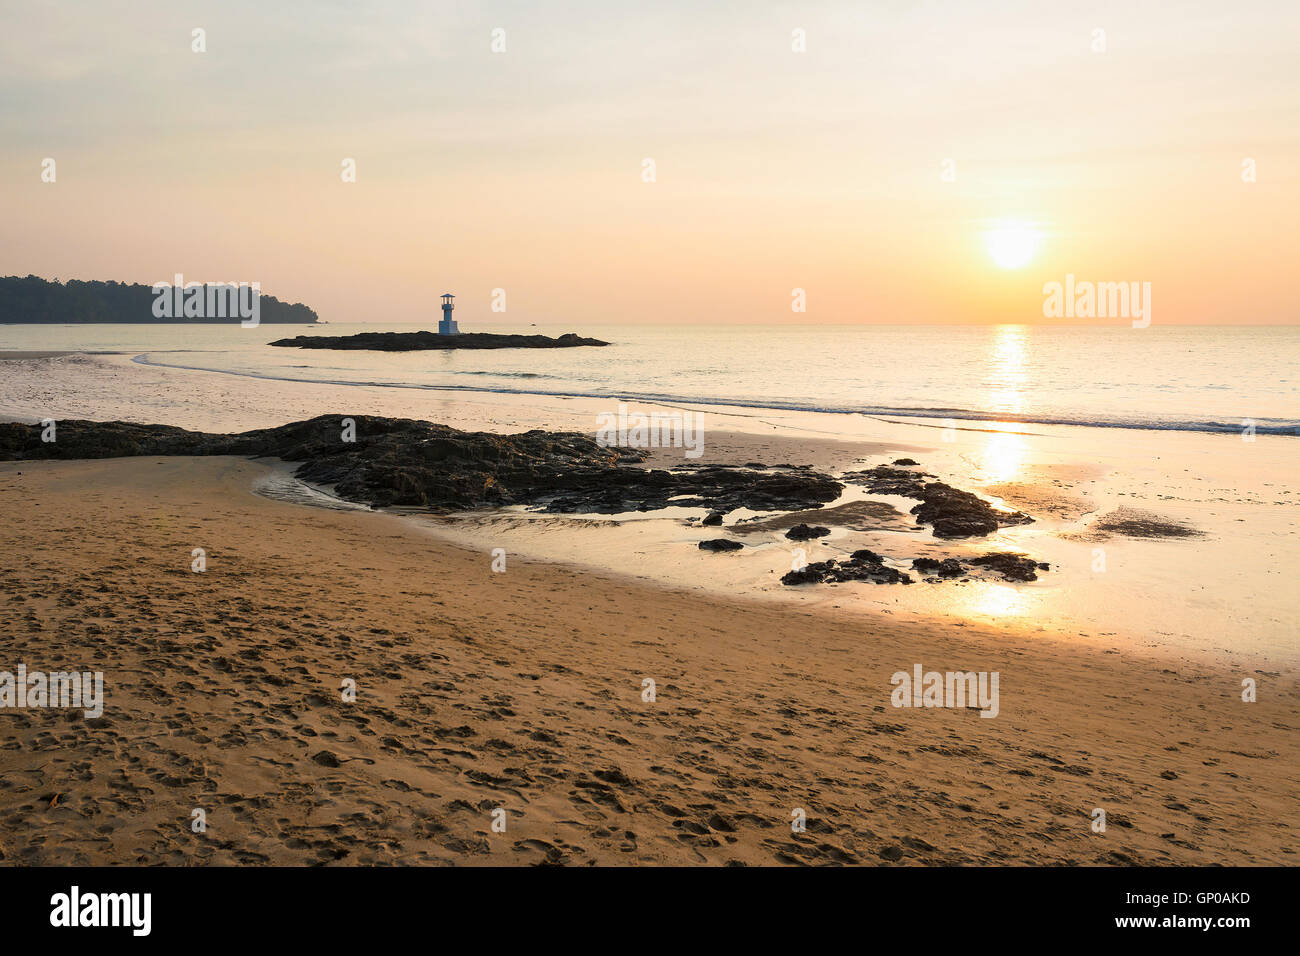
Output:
[[842, 465, 1031, 539], [542, 465, 841, 515], [0, 416, 841, 515], [701, 510, 725, 526], [913, 552, 1048, 582], [912, 557, 965, 578], [784, 550, 1051, 587], [892, 458, 919, 466], [842, 464, 934, 496], [781, 553, 912, 586], [785, 523, 831, 541], [269, 330, 609, 351], [698, 539, 743, 552], [967, 552, 1050, 582], [909, 484, 1030, 538], [779, 566, 825, 585], [729, 500, 909, 536]]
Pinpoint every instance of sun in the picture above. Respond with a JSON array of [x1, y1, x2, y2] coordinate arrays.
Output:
[[985, 221, 1042, 270]]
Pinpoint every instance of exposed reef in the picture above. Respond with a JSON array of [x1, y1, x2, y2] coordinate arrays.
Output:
[[698, 539, 744, 552], [842, 465, 1033, 538], [268, 331, 609, 351], [0, 416, 839, 514], [781, 551, 913, 586], [782, 551, 1048, 587]]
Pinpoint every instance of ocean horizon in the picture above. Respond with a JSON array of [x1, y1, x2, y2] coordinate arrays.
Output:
[[3, 322, 1296, 437]]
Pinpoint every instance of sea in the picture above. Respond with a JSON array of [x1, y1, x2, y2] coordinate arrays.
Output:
[[1, 322, 1296, 437]]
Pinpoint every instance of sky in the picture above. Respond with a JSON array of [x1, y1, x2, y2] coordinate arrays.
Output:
[[1, 0, 1297, 325]]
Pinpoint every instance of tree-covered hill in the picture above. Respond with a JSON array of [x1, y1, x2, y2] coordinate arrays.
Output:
[[0, 275, 319, 324]]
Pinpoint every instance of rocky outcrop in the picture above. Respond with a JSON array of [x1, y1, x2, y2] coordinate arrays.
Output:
[[0, 416, 841, 514], [541, 466, 841, 515], [842, 465, 1031, 539], [967, 552, 1050, 582], [914, 552, 1048, 582], [269, 331, 609, 351], [784, 550, 1050, 587], [698, 539, 743, 552], [910, 484, 1031, 538], [785, 523, 830, 541], [781, 552, 913, 586], [911, 557, 965, 578]]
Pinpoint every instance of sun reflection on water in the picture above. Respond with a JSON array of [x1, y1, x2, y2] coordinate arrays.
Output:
[[976, 326, 1033, 483], [969, 583, 1030, 618], [987, 325, 1029, 416], [979, 429, 1027, 483]]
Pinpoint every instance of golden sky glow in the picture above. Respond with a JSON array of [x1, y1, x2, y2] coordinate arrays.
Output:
[[1, 2, 1297, 325]]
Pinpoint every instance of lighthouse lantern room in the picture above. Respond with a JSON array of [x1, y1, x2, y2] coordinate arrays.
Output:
[[438, 293, 459, 335]]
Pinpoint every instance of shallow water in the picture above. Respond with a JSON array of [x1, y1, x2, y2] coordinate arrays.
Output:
[[3, 322, 1297, 435], [3, 328, 1297, 667]]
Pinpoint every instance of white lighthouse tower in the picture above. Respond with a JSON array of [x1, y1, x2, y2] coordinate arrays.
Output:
[[438, 292, 459, 335]]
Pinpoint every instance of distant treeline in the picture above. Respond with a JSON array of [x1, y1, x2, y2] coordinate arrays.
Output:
[[0, 276, 319, 324]]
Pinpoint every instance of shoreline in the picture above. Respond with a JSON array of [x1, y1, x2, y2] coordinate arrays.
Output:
[[2, 350, 1298, 668], [2, 455, 1295, 865], [4, 347, 1295, 437], [127, 350, 1300, 436]]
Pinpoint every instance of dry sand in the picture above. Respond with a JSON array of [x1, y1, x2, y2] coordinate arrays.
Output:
[[1, 455, 1295, 866]]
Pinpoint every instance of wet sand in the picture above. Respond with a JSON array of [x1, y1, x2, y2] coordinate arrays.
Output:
[[0, 350, 81, 360], [1, 455, 1295, 866], [2, 351, 1297, 660]]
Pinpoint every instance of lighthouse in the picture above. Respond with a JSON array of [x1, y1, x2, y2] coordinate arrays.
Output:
[[438, 292, 459, 335]]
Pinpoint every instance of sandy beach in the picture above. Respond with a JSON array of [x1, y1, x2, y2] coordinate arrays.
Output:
[[2, 448, 1296, 866], [5, 2, 1299, 932], [5, 350, 1297, 666]]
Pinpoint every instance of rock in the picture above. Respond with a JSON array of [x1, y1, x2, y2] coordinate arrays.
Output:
[[911, 552, 1049, 582], [967, 552, 1045, 582], [544, 465, 841, 515], [785, 523, 831, 541], [781, 552, 912, 587], [311, 750, 341, 768], [910, 483, 1031, 539], [842, 464, 932, 497], [892, 458, 919, 466], [770, 544, 1046, 591], [842, 466, 1032, 538], [701, 510, 725, 526], [698, 539, 743, 552], [780, 566, 826, 585], [0, 416, 843, 515], [878, 845, 904, 861], [912, 557, 965, 578], [269, 330, 610, 351]]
